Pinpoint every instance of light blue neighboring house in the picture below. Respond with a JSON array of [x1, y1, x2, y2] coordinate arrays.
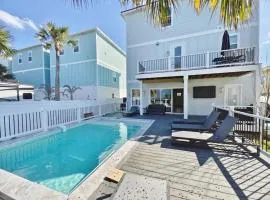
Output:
[[50, 28, 126, 100], [11, 44, 50, 88]]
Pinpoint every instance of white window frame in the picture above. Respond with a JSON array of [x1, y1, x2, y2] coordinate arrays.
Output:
[[161, 6, 173, 29], [28, 51, 32, 62], [131, 88, 140, 106], [112, 72, 117, 83], [149, 87, 184, 113], [229, 33, 239, 49], [224, 84, 243, 106], [18, 53, 22, 64], [73, 40, 80, 53]]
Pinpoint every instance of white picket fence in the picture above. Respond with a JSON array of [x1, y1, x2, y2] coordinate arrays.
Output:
[[0, 100, 119, 142]]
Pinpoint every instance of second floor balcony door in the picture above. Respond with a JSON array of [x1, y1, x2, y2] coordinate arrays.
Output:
[[174, 46, 182, 69]]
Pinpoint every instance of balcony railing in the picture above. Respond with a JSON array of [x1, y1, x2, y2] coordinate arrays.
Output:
[[138, 47, 256, 74]]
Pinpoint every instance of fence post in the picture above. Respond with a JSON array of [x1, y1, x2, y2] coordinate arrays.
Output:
[[41, 109, 48, 131], [206, 52, 210, 68], [229, 106, 235, 117], [77, 107, 81, 122]]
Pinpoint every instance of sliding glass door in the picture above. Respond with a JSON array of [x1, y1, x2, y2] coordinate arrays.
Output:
[[150, 89, 172, 112]]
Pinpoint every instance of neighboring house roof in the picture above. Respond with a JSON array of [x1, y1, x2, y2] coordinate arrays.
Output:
[[15, 44, 43, 53], [70, 27, 126, 57]]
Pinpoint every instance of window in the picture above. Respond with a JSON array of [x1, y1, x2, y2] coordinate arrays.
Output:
[[131, 89, 140, 106], [230, 35, 238, 49], [59, 49, 64, 56], [150, 89, 172, 112], [193, 86, 216, 98], [18, 53, 22, 64], [161, 7, 172, 27], [28, 51, 32, 62], [74, 40, 79, 53], [112, 72, 117, 83]]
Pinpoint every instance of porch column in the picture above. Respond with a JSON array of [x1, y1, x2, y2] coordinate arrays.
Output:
[[184, 75, 189, 119], [140, 80, 143, 115], [254, 67, 261, 113]]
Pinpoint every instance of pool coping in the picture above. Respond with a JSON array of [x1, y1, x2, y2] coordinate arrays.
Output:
[[0, 117, 154, 200], [69, 118, 154, 200]]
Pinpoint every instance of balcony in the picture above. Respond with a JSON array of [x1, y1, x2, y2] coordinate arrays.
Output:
[[138, 47, 256, 74]]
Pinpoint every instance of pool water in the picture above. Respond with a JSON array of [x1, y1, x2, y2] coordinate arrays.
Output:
[[0, 121, 141, 194]]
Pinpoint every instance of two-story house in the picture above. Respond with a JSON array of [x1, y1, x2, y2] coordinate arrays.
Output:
[[11, 45, 51, 88], [122, 0, 261, 118], [50, 28, 126, 101]]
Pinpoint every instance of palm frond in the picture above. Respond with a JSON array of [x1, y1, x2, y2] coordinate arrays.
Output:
[[0, 27, 14, 57]]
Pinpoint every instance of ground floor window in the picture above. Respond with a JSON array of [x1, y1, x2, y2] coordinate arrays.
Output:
[[150, 89, 172, 112], [131, 89, 140, 106]]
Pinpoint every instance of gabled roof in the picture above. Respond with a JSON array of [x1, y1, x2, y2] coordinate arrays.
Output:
[[70, 27, 126, 57]]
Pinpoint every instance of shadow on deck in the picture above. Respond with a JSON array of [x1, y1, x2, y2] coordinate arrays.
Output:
[[94, 114, 270, 200]]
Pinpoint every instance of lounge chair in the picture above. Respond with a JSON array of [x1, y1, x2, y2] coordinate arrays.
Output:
[[123, 106, 139, 117], [171, 116, 260, 155], [172, 110, 218, 125], [171, 111, 220, 132]]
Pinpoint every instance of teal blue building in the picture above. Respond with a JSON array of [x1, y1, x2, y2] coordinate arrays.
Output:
[[50, 28, 126, 100], [9, 28, 126, 100], [11, 44, 50, 88]]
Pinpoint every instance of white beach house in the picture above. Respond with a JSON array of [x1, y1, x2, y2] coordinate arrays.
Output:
[[122, 0, 261, 118]]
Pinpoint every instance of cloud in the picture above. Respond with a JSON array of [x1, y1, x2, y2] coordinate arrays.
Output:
[[0, 10, 38, 31]]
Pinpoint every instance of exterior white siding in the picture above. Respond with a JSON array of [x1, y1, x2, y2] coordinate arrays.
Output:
[[123, 0, 260, 116]]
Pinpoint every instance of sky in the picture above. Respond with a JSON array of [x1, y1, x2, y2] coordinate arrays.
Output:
[[0, 0, 127, 50]]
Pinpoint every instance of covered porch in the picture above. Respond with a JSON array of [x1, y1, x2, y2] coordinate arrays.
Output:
[[135, 67, 259, 119]]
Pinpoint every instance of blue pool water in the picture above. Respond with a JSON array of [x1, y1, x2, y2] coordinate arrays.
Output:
[[0, 121, 141, 194]]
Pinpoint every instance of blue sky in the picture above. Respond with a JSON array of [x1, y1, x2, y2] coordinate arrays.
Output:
[[0, 0, 126, 50]]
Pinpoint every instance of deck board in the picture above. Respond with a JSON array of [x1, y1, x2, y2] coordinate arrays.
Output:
[[91, 115, 270, 200]]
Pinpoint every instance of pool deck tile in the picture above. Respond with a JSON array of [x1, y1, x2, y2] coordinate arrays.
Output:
[[113, 173, 167, 200], [0, 169, 67, 200]]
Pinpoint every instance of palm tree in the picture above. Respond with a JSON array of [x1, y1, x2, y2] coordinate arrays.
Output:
[[62, 85, 81, 100], [0, 64, 15, 81], [0, 26, 14, 58], [36, 22, 76, 101], [38, 84, 55, 100], [70, 0, 254, 29]]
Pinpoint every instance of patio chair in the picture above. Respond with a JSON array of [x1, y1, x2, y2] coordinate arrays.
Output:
[[171, 116, 260, 155], [171, 111, 220, 132], [123, 106, 139, 117], [172, 110, 218, 125]]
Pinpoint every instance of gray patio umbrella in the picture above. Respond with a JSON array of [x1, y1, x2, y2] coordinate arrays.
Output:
[[221, 30, 230, 56]]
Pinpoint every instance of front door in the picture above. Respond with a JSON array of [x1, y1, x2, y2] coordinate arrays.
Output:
[[225, 84, 242, 106], [173, 89, 184, 113]]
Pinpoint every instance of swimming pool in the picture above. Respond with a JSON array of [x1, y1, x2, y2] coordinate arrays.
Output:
[[0, 120, 142, 194]]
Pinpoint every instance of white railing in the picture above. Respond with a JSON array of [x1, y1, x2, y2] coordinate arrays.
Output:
[[213, 105, 270, 154], [138, 47, 256, 74], [0, 100, 119, 142]]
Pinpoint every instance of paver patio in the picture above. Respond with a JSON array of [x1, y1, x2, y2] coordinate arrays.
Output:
[[92, 114, 270, 200]]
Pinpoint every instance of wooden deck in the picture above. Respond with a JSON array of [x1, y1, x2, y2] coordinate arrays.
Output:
[[92, 115, 270, 200]]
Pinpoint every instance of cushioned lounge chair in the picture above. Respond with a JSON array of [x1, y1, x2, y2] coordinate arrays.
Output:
[[123, 106, 139, 117], [171, 116, 260, 155], [171, 111, 220, 132], [172, 110, 218, 125]]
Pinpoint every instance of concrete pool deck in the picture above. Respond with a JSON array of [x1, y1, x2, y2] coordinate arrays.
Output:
[[91, 114, 270, 200]]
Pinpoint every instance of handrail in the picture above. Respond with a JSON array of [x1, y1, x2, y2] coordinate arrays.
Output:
[[138, 47, 256, 73], [214, 105, 270, 122]]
